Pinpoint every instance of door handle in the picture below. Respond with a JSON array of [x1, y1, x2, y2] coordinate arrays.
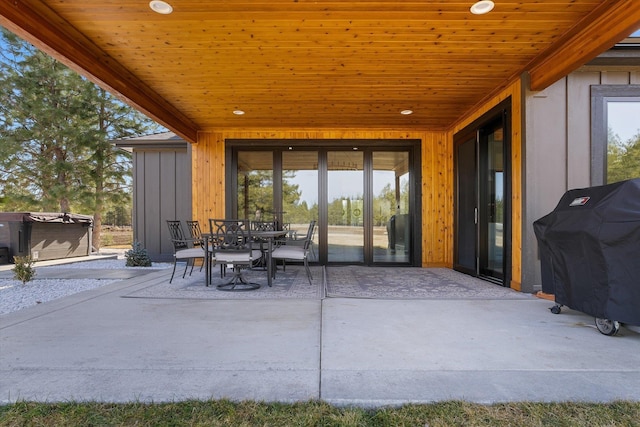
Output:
[[474, 207, 478, 225]]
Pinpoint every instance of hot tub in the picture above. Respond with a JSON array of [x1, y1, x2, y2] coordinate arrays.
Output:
[[0, 212, 93, 262]]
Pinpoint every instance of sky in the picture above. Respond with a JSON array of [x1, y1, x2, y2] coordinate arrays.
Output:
[[608, 102, 640, 143], [290, 170, 406, 206]]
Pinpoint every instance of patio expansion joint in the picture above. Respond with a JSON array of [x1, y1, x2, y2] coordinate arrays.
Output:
[[2, 367, 321, 373], [320, 368, 640, 373], [318, 266, 327, 401]]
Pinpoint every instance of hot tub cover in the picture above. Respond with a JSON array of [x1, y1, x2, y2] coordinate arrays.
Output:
[[533, 178, 640, 325], [0, 212, 93, 225]]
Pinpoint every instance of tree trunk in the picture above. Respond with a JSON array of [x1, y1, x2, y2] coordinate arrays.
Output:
[[92, 211, 102, 251], [59, 198, 70, 213], [93, 155, 105, 252]]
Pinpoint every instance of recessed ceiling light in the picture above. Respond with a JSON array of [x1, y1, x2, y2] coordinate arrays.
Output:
[[149, 0, 173, 14], [400, 109, 413, 115], [233, 110, 245, 115], [470, 0, 495, 15]]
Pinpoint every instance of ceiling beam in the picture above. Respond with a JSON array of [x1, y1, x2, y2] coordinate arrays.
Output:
[[0, 0, 199, 143], [528, 0, 640, 92]]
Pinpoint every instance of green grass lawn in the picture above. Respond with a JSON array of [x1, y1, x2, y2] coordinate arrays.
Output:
[[1, 400, 639, 426]]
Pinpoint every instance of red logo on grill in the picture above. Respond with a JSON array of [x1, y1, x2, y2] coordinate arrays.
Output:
[[569, 196, 590, 207]]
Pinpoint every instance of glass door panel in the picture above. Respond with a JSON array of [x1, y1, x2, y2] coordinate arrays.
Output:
[[455, 137, 477, 275], [455, 106, 509, 285], [231, 145, 416, 265], [479, 124, 504, 281], [282, 150, 319, 262], [237, 151, 273, 221], [372, 152, 410, 263], [327, 151, 364, 263]]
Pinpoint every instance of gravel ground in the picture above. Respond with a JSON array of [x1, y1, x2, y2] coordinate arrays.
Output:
[[0, 258, 172, 315]]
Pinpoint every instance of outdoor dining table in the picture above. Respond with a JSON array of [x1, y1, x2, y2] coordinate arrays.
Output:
[[203, 229, 288, 288]]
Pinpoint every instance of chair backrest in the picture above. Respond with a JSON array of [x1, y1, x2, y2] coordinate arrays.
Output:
[[251, 220, 276, 232], [304, 220, 317, 241], [166, 220, 189, 250], [303, 220, 317, 250], [209, 219, 252, 252], [185, 220, 203, 247]]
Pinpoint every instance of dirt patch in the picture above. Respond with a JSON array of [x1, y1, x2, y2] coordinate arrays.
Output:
[[101, 226, 132, 247]]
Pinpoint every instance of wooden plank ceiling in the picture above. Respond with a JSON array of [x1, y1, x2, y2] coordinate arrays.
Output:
[[1, 1, 640, 142]]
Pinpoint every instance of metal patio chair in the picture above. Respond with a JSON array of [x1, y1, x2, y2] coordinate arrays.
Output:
[[185, 220, 206, 274], [284, 220, 317, 259], [250, 220, 278, 268], [209, 219, 262, 291], [271, 220, 316, 285], [166, 220, 206, 283]]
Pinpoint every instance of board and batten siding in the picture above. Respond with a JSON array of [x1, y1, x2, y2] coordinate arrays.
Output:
[[522, 69, 640, 293], [191, 129, 451, 268], [133, 148, 191, 261]]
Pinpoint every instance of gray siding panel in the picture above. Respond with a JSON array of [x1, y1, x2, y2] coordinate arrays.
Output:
[[526, 79, 568, 204], [146, 152, 162, 258], [523, 78, 568, 292], [133, 153, 145, 247], [159, 152, 176, 256], [175, 150, 192, 222], [132, 148, 190, 261], [601, 71, 630, 85], [567, 72, 600, 189], [522, 69, 637, 293]]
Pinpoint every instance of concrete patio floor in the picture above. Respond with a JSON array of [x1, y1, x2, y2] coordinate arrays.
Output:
[[1, 267, 640, 406]]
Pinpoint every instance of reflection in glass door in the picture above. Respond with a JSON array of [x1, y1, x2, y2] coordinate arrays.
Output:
[[327, 151, 364, 263], [479, 126, 504, 281], [237, 151, 273, 221], [373, 152, 410, 263], [230, 144, 417, 266], [282, 150, 319, 262]]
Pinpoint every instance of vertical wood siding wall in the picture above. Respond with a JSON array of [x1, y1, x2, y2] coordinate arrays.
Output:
[[522, 69, 640, 293], [191, 130, 452, 267], [133, 149, 191, 261]]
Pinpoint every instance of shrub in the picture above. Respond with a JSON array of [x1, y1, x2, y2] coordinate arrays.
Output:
[[12, 256, 36, 285], [125, 241, 152, 267]]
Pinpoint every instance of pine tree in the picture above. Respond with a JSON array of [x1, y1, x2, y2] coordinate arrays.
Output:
[[0, 27, 162, 249]]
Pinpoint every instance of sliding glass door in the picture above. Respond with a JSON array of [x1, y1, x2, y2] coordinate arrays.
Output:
[[478, 123, 505, 281], [373, 151, 410, 263], [327, 151, 364, 263], [454, 105, 510, 285], [282, 150, 319, 262], [230, 144, 417, 266], [237, 151, 273, 221]]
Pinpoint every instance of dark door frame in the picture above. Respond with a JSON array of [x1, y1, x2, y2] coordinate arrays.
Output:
[[453, 99, 512, 286]]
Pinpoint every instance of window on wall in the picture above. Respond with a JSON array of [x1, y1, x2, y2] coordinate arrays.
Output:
[[591, 85, 640, 185]]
